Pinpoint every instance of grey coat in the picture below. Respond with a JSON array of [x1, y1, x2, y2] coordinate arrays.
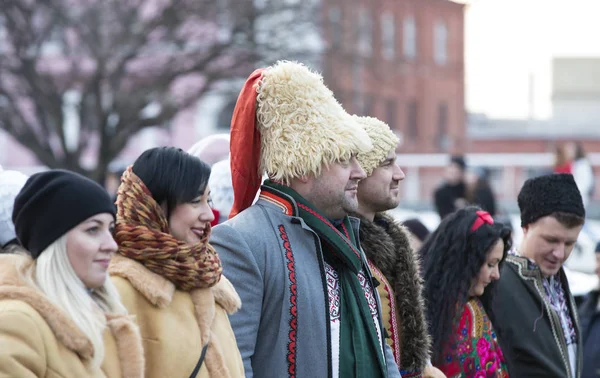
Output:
[[211, 187, 400, 378]]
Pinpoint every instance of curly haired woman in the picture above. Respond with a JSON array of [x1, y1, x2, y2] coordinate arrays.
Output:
[[421, 207, 512, 378]]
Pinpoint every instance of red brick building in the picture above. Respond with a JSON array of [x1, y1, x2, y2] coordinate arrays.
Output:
[[321, 0, 466, 154]]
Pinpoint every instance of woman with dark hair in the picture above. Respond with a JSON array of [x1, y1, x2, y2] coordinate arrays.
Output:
[[108, 147, 244, 378], [421, 206, 512, 377]]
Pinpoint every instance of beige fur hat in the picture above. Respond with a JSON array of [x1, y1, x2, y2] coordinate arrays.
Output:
[[354, 116, 399, 176], [229, 61, 372, 217], [256, 61, 371, 182]]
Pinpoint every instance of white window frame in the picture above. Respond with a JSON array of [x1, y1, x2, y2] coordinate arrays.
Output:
[[403, 16, 416, 59], [381, 12, 395, 60], [434, 20, 448, 65]]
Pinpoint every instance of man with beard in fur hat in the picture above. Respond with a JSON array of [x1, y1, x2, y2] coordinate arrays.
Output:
[[351, 116, 446, 378], [486, 174, 585, 378], [210, 61, 401, 378]]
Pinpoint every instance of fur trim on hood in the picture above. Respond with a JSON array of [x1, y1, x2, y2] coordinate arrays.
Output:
[[357, 212, 432, 372], [256, 61, 372, 184], [0, 253, 144, 378]]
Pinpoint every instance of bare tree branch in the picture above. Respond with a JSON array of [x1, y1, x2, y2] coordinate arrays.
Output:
[[0, 0, 317, 182]]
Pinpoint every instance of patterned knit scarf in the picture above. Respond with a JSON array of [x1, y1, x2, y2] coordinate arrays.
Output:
[[265, 181, 387, 378], [114, 167, 222, 291]]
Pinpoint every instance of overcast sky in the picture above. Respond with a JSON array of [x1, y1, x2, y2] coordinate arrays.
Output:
[[465, 0, 600, 119]]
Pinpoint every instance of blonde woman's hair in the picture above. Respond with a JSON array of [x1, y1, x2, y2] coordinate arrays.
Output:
[[26, 235, 126, 369]]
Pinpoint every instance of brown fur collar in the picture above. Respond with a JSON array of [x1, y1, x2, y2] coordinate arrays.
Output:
[[109, 254, 241, 313], [0, 254, 145, 377], [357, 212, 432, 372]]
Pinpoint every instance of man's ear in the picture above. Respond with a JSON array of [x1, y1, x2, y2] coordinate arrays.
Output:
[[296, 175, 310, 184]]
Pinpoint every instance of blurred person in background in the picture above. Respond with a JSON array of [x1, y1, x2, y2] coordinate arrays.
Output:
[[0, 166, 28, 253], [188, 134, 232, 226], [402, 218, 431, 252], [109, 147, 244, 378], [465, 166, 497, 217], [353, 116, 445, 378], [0, 170, 144, 377], [488, 174, 584, 378], [566, 142, 594, 209], [105, 162, 128, 204], [421, 207, 512, 377], [434, 156, 467, 220], [554, 143, 573, 174], [187, 133, 230, 166], [579, 241, 600, 378], [206, 159, 233, 225]]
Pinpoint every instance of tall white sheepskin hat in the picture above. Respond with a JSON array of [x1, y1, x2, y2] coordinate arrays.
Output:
[[354, 116, 400, 176], [229, 61, 372, 218]]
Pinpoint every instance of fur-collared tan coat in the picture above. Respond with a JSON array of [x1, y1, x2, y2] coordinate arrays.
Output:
[[109, 254, 244, 378], [0, 254, 144, 378]]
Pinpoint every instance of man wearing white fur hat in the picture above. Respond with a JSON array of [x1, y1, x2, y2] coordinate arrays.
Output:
[[352, 116, 446, 378], [211, 61, 401, 378]]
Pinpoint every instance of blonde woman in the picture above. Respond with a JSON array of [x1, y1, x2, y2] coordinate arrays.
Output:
[[0, 170, 144, 378]]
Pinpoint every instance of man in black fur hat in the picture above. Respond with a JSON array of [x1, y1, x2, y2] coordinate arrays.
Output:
[[487, 173, 585, 378], [351, 116, 446, 378]]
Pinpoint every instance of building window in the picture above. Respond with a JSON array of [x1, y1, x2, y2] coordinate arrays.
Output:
[[437, 102, 449, 150], [353, 93, 374, 116], [363, 94, 374, 116], [407, 99, 418, 139], [357, 8, 373, 57], [434, 20, 448, 65], [403, 16, 416, 59], [381, 12, 395, 60], [328, 6, 342, 48], [386, 98, 396, 129]]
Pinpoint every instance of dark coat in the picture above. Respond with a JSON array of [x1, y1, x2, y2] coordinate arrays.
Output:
[[579, 290, 600, 378], [470, 183, 496, 216], [434, 182, 466, 219], [488, 255, 582, 378], [357, 212, 432, 374]]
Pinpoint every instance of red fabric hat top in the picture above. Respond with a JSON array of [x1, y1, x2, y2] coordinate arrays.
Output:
[[228, 68, 265, 219]]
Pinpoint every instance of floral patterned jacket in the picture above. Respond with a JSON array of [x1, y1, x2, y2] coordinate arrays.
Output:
[[436, 298, 509, 378]]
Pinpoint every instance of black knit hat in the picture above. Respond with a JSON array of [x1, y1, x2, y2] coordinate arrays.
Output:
[[12, 170, 116, 258], [518, 173, 585, 227]]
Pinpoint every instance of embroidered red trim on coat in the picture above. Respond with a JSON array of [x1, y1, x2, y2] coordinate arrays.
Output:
[[279, 224, 297, 378], [297, 203, 361, 260]]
